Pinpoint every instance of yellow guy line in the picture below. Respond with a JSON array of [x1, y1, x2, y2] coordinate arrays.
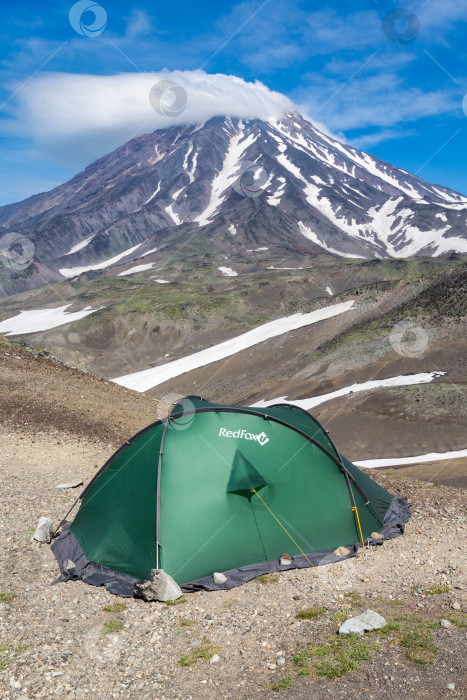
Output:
[[250, 489, 376, 629]]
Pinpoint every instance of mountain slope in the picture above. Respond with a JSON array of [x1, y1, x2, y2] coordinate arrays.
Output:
[[1, 114, 467, 295]]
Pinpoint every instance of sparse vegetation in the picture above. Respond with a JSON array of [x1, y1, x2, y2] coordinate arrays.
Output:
[[293, 635, 379, 680], [103, 602, 127, 613], [271, 676, 293, 691], [378, 615, 437, 665], [166, 596, 187, 606], [412, 584, 450, 595], [178, 637, 220, 666], [295, 606, 326, 620], [344, 591, 365, 607], [443, 612, 467, 628], [0, 592, 16, 602], [102, 618, 123, 634], [256, 573, 279, 584]]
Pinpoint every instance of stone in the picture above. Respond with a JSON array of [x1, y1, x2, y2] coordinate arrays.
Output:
[[339, 609, 386, 636], [440, 619, 451, 628], [277, 657, 285, 666], [209, 654, 220, 664], [280, 553, 293, 566], [64, 560, 76, 570], [370, 532, 384, 540], [267, 663, 277, 670], [32, 517, 54, 543], [447, 684, 455, 690], [56, 479, 83, 489], [333, 546, 350, 557], [213, 572, 227, 585], [452, 602, 461, 610], [134, 569, 183, 602]]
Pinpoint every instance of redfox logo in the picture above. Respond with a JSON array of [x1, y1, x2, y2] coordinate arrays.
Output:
[[218, 428, 270, 446]]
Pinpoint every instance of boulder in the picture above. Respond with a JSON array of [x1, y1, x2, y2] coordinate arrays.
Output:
[[56, 479, 83, 489], [213, 572, 227, 585], [333, 546, 350, 557], [339, 609, 386, 636], [134, 569, 183, 602], [32, 517, 54, 543]]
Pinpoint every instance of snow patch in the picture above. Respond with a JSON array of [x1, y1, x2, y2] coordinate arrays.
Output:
[[298, 222, 362, 258], [252, 372, 445, 409], [355, 449, 467, 469], [113, 300, 355, 392], [0, 304, 104, 336], [64, 235, 95, 256], [117, 263, 155, 276], [218, 266, 238, 277], [59, 243, 143, 278]]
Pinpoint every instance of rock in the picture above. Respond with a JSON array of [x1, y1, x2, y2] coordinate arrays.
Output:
[[452, 602, 461, 610], [447, 684, 455, 690], [333, 546, 350, 557], [440, 619, 451, 628], [339, 609, 386, 636], [56, 479, 83, 489], [371, 532, 384, 540], [277, 657, 285, 666], [280, 553, 293, 566], [134, 569, 183, 602], [210, 654, 220, 664], [267, 663, 277, 670], [213, 572, 227, 585], [32, 517, 54, 543], [64, 560, 76, 570]]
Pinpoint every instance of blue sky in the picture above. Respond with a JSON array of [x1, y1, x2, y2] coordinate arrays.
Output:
[[0, 0, 466, 205]]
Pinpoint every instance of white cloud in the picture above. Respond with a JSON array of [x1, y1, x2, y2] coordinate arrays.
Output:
[[2, 70, 295, 167]]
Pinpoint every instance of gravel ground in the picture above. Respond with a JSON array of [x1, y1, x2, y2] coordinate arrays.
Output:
[[1, 429, 466, 700]]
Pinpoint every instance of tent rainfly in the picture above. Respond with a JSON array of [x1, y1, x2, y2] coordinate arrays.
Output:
[[52, 396, 411, 596]]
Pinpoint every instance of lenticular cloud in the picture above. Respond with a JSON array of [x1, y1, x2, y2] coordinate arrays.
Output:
[[6, 70, 295, 167]]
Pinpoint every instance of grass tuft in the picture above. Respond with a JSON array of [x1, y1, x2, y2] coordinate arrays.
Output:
[[166, 596, 187, 606], [344, 591, 365, 607], [0, 592, 16, 602], [412, 584, 450, 595], [271, 676, 293, 691], [256, 574, 279, 584], [444, 612, 467, 628], [295, 606, 326, 620], [102, 618, 123, 634], [178, 637, 220, 666], [103, 602, 126, 613]]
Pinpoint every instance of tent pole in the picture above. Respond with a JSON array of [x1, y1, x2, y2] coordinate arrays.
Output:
[[155, 417, 170, 570]]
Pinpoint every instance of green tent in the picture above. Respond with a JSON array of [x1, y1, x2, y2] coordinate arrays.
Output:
[[52, 396, 410, 596]]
